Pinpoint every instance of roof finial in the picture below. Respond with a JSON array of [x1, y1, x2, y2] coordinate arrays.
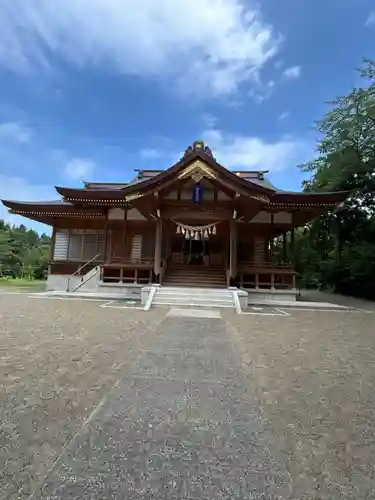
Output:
[[183, 140, 214, 158]]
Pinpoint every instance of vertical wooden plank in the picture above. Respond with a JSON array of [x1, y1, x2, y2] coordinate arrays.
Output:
[[270, 213, 274, 261], [50, 225, 56, 262], [271, 272, 275, 290], [154, 218, 162, 277], [80, 232, 84, 262], [282, 232, 287, 262], [291, 225, 295, 266], [67, 229, 71, 262], [104, 213, 109, 262], [229, 219, 238, 279], [123, 208, 128, 261]]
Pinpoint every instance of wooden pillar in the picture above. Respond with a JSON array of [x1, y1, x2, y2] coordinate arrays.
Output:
[[123, 209, 128, 260], [50, 225, 56, 262], [291, 226, 295, 265], [104, 216, 109, 262], [270, 213, 274, 261], [67, 229, 71, 262], [229, 219, 237, 280], [154, 218, 163, 278], [282, 233, 287, 263]]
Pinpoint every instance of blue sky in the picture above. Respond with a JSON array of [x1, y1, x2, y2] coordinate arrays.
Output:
[[0, 0, 374, 234]]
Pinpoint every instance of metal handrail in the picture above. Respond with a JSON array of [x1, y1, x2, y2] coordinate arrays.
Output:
[[66, 253, 101, 292], [72, 253, 101, 277]]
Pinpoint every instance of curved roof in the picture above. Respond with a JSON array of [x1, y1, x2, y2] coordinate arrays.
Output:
[[56, 146, 276, 202], [1, 141, 350, 223]]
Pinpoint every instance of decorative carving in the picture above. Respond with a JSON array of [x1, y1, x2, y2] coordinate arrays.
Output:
[[178, 160, 217, 180], [192, 172, 203, 183], [249, 194, 270, 204], [124, 192, 143, 202], [183, 140, 214, 158]]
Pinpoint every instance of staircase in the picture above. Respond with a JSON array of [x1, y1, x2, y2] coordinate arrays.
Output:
[[152, 286, 235, 309], [163, 264, 226, 288]]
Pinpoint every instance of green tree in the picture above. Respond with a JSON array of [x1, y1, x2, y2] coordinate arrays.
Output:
[[0, 219, 51, 280], [297, 59, 375, 298]]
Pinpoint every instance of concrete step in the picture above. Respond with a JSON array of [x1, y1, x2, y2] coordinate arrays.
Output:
[[164, 280, 226, 285], [151, 284, 235, 310], [153, 298, 234, 308], [157, 288, 232, 296], [155, 294, 233, 303], [153, 286, 234, 308]]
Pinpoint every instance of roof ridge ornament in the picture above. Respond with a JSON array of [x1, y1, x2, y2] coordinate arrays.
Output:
[[183, 140, 214, 159]]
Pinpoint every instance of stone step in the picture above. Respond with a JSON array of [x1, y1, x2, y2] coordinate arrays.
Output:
[[153, 298, 233, 308], [158, 288, 232, 296], [164, 278, 226, 284], [152, 284, 235, 309], [155, 293, 233, 302], [163, 283, 226, 289]]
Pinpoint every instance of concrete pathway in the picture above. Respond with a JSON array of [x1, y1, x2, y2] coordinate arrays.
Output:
[[32, 315, 291, 499]]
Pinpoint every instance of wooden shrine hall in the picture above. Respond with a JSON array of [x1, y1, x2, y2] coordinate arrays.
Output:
[[2, 140, 348, 298]]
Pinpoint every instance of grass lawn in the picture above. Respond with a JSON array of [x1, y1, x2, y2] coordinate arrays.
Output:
[[0, 278, 46, 287]]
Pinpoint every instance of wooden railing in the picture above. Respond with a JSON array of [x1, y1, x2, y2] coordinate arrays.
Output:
[[50, 261, 99, 276], [101, 259, 154, 285], [100, 258, 167, 285], [236, 261, 297, 290]]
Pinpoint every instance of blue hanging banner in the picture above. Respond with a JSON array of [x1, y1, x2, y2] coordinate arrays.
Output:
[[192, 183, 203, 203]]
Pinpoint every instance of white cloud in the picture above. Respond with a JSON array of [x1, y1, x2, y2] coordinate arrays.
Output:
[[278, 111, 290, 121], [282, 65, 301, 80], [0, 122, 31, 143], [202, 114, 218, 129], [0, 175, 56, 232], [365, 12, 375, 27], [139, 148, 163, 160], [0, 0, 281, 96], [248, 79, 276, 103], [64, 158, 95, 180], [202, 128, 307, 171]]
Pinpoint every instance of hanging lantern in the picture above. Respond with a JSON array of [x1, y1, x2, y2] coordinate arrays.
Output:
[[185, 231, 190, 239], [181, 227, 185, 235], [194, 231, 199, 240], [212, 225, 217, 235], [176, 225, 181, 234], [204, 229, 209, 239]]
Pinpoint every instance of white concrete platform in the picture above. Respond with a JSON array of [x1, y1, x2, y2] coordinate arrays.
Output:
[[167, 308, 221, 319], [30, 291, 141, 301], [247, 299, 348, 309]]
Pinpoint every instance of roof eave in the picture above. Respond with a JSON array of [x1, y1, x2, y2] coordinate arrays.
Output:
[[121, 150, 276, 197]]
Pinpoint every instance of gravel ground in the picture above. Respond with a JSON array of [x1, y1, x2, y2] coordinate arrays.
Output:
[[223, 306, 375, 499], [1, 293, 375, 499], [33, 316, 292, 499], [0, 294, 165, 500]]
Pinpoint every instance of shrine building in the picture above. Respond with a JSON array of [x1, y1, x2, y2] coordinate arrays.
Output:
[[1, 140, 348, 305]]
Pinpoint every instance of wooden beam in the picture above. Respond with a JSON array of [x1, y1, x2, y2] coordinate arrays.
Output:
[[154, 218, 163, 278], [50, 225, 56, 262], [123, 209, 127, 260], [229, 220, 238, 279]]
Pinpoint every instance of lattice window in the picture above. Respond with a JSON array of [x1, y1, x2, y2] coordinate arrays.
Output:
[[67, 230, 105, 262], [53, 230, 69, 260]]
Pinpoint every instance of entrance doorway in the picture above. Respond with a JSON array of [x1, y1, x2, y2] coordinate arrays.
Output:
[[183, 239, 209, 265]]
